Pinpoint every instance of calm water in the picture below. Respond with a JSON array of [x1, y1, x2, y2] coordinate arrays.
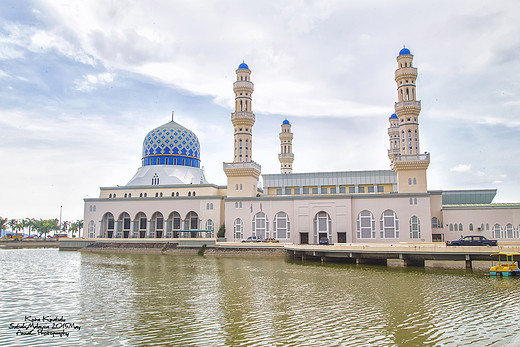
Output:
[[1, 248, 520, 346]]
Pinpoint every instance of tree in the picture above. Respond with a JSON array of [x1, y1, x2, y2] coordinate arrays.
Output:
[[8, 219, 17, 238], [70, 220, 83, 238], [61, 220, 70, 235], [0, 217, 7, 237], [217, 224, 226, 238]]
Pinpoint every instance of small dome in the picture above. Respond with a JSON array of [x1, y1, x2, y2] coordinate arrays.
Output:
[[238, 62, 249, 69], [142, 120, 201, 168], [399, 47, 411, 55], [282, 119, 290, 125], [390, 113, 398, 119]]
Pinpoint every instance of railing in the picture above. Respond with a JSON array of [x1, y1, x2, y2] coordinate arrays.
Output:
[[278, 153, 294, 158], [233, 81, 254, 90], [231, 112, 255, 122], [223, 161, 261, 171], [395, 100, 421, 109], [393, 153, 430, 162], [395, 67, 417, 79], [387, 149, 400, 155]]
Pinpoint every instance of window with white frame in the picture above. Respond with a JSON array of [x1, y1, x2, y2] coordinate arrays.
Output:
[[252, 212, 268, 239], [410, 216, 421, 239], [506, 224, 514, 238], [234, 218, 243, 239], [357, 210, 375, 239], [380, 210, 399, 238], [493, 224, 501, 238], [273, 212, 290, 239], [88, 220, 95, 238]]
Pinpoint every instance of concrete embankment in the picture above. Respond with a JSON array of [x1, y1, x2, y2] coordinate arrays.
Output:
[[0, 240, 59, 248], [61, 238, 286, 256]]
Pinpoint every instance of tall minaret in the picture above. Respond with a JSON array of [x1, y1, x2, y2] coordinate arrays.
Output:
[[390, 47, 430, 193], [223, 62, 261, 197], [279, 119, 294, 174]]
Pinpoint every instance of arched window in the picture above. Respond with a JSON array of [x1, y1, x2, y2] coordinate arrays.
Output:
[[88, 220, 96, 238], [234, 218, 243, 240], [188, 192, 191, 197], [273, 212, 290, 239], [380, 210, 399, 238], [449, 223, 453, 231], [454, 223, 458, 232], [176, 192, 179, 197], [410, 216, 421, 239], [185, 211, 199, 230], [252, 212, 268, 239], [459, 223, 463, 231], [506, 224, 514, 238], [469, 223, 473, 231], [493, 224, 501, 239], [357, 210, 375, 239], [205, 219, 214, 237], [314, 211, 331, 243]]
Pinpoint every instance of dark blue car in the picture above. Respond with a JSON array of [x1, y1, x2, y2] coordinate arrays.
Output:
[[446, 235, 498, 246]]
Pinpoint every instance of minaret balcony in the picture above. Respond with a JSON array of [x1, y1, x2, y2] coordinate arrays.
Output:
[[223, 161, 261, 178], [231, 112, 255, 123], [233, 81, 254, 91], [387, 149, 400, 156], [395, 100, 421, 114], [279, 132, 293, 140], [395, 67, 417, 80], [278, 153, 294, 160], [391, 153, 430, 170]]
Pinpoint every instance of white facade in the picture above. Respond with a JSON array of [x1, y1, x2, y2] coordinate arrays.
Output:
[[83, 52, 520, 244]]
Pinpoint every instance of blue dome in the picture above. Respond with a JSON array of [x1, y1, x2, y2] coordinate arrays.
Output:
[[390, 113, 398, 119], [238, 62, 249, 69], [282, 119, 290, 125], [142, 120, 201, 168], [399, 47, 411, 55]]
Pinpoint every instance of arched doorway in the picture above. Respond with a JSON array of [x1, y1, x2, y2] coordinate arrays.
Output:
[[118, 212, 131, 238], [167, 211, 181, 238], [314, 211, 331, 244], [101, 212, 115, 238], [151, 212, 164, 238], [185, 211, 199, 238], [134, 212, 148, 238]]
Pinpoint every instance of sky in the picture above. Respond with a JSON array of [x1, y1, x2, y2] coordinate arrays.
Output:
[[1, 0, 519, 222]]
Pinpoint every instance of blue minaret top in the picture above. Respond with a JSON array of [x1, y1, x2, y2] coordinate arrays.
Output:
[[282, 119, 290, 125], [238, 62, 249, 69], [399, 47, 411, 55]]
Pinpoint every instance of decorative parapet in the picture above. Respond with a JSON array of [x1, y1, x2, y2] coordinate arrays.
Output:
[[233, 81, 254, 91], [231, 112, 255, 123], [278, 153, 295, 159], [395, 100, 421, 114], [223, 161, 261, 178], [391, 153, 430, 170], [395, 67, 417, 80]]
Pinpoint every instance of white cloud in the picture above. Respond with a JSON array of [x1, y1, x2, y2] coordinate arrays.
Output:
[[450, 164, 472, 173], [75, 72, 115, 91]]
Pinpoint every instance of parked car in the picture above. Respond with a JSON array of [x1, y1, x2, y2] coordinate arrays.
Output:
[[241, 236, 262, 242], [263, 237, 279, 243], [319, 237, 330, 245], [446, 235, 498, 246]]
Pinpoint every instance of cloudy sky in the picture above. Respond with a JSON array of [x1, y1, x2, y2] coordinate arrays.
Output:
[[1, 0, 519, 222]]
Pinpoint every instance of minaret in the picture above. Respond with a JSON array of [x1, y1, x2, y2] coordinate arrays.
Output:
[[390, 47, 430, 193], [223, 62, 261, 197], [279, 119, 294, 174]]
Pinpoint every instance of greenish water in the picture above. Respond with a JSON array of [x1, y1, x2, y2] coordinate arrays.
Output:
[[1, 248, 520, 346]]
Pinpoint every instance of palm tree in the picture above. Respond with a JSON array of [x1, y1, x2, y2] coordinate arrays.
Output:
[[0, 217, 7, 237], [8, 219, 17, 239]]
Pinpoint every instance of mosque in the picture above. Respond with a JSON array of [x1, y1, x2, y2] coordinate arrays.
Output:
[[83, 48, 520, 244]]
